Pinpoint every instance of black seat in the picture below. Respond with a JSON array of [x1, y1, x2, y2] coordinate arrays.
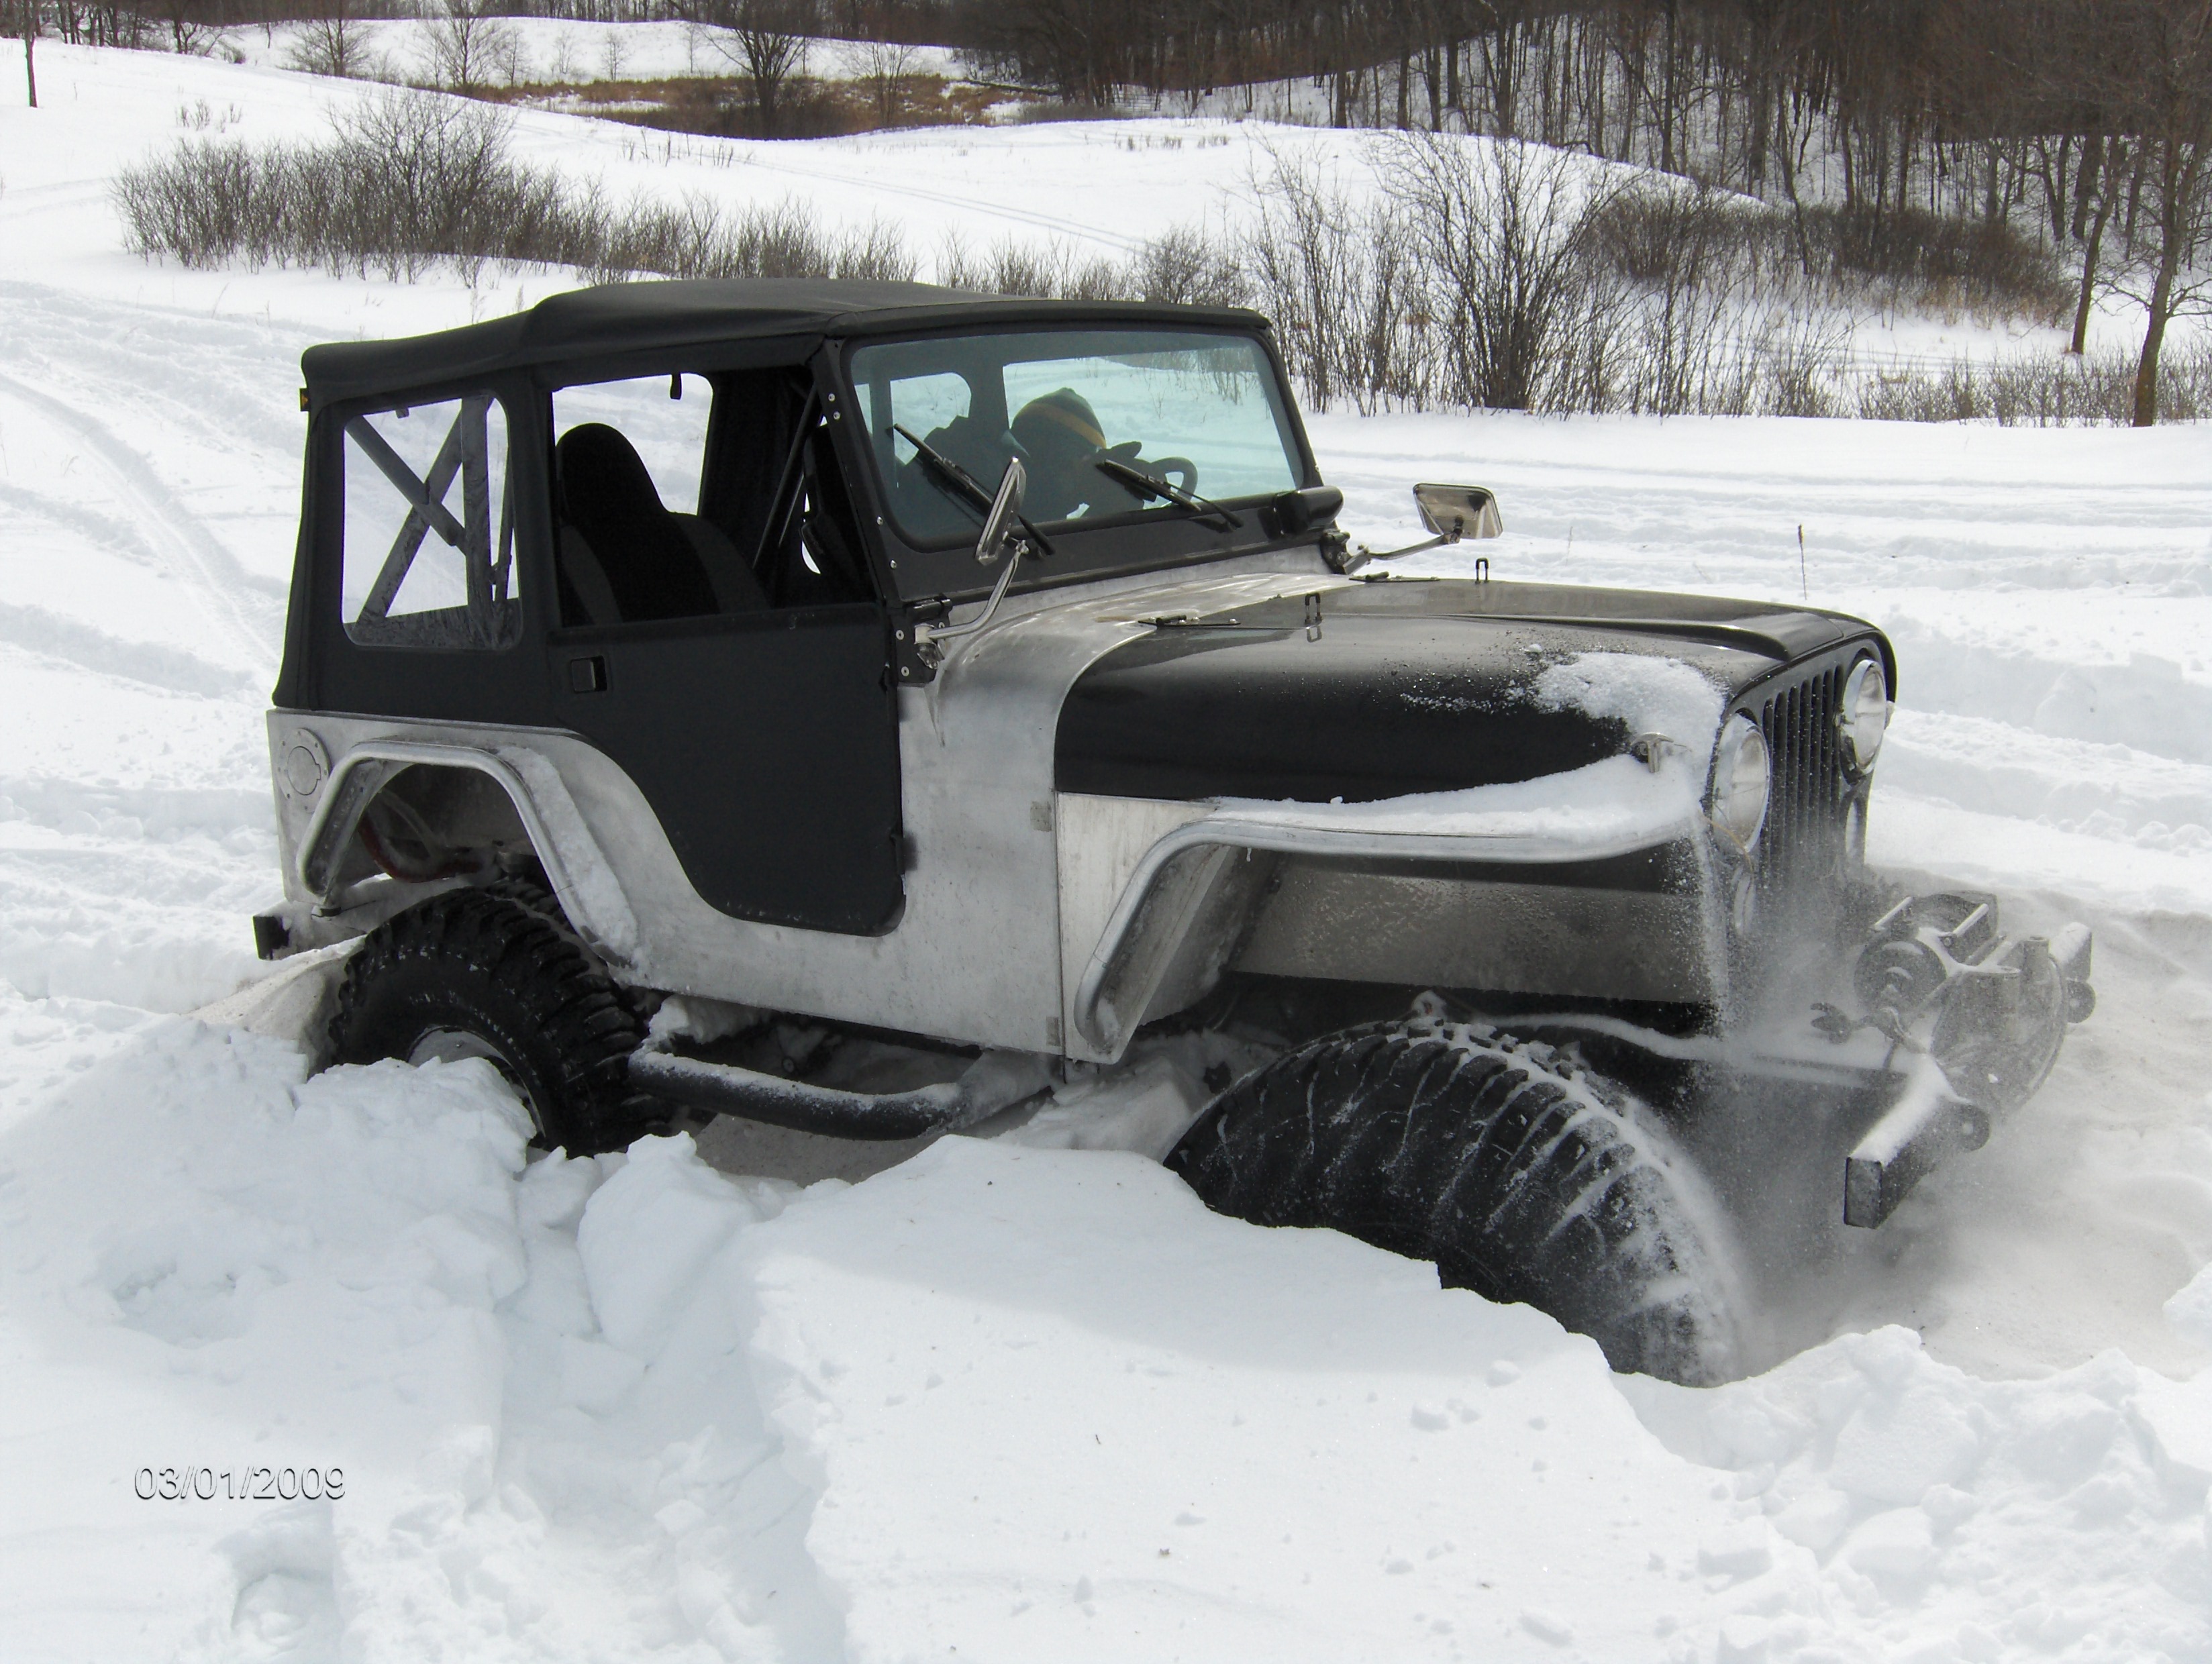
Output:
[[556, 423, 721, 624]]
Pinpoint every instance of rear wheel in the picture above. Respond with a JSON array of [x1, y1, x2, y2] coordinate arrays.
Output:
[[1166, 1010, 1744, 1384], [327, 888, 659, 1154]]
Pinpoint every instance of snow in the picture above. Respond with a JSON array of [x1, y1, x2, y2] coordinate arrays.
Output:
[[1218, 753, 1705, 852], [215, 20, 969, 93], [3, 42, 2212, 1664]]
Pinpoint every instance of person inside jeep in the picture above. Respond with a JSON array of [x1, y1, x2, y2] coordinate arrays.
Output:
[[1010, 387, 1109, 521]]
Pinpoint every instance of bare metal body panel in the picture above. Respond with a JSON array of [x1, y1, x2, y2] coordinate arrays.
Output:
[[271, 551, 1725, 1063]]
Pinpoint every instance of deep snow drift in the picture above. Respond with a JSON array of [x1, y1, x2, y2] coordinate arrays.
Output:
[[3, 43, 2212, 1664]]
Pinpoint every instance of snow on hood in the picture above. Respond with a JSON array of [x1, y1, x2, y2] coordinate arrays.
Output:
[[1215, 751, 1703, 853], [1534, 648, 1728, 753], [1209, 652, 1723, 852]]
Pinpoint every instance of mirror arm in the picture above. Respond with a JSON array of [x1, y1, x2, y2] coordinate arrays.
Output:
[[1338, 527, 1459, 576], [914, 457, 1028, 666], [913, 536, 1027, 664]]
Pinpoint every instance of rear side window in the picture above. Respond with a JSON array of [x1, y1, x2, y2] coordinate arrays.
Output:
[[341, 394, 519, 649]]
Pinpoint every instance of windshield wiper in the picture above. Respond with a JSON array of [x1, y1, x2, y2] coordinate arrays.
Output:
[[1093, 455, 1243, 532], [892, 423, 1054, 556]]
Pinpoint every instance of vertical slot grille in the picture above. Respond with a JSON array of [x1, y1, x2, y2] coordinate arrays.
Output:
[[1755, 662, 1848, 896]]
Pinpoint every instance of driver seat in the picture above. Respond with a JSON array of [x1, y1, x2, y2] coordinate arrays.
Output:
[[556, 423, 721, 625]]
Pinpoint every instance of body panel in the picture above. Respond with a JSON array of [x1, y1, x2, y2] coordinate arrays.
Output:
[[548, 602, 904, 933], [1058, 579, 1884, 803]]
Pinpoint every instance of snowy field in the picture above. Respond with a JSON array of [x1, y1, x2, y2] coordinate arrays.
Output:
[[5, 43, 2212, 1663], [213, 19, 968, 92]]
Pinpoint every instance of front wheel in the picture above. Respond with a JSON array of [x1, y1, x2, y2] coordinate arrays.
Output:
[[1166, 1012, 1745, 1384], [327, 888, 658, 1154]]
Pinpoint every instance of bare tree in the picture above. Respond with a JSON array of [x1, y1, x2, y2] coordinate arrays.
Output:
[[19, 0, 38, 108], [150, 0, 214, 54], [425, 0, 517, 95], [2113, 3, 2212, 424], [681, 0, 819, 136], [2068, 135, 2128, 355], [1387, 133, 1623, 411], [858, 36, 915, 127], [287, 0, 370, 80]]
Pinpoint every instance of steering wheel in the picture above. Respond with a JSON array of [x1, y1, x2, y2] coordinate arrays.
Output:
[[1154, 456, 1199, 495]]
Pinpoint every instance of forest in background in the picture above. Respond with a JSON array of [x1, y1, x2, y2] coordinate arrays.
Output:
[[15, 0, 2212, 423]]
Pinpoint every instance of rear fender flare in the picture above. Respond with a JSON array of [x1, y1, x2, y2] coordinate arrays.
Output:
[[297, 741, 639, 964]]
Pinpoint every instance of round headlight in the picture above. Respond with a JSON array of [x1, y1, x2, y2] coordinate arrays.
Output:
[[1709, 715, 1770, 851], [1842, 658, 1889, 772]]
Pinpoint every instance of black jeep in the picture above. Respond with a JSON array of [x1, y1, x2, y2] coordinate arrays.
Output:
[[262, 279, 2091, 1384]]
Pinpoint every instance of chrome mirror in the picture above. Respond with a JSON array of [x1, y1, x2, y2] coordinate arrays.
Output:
[[1413, 482, 1502, 541], [916, 458, 1032, 668], [1333, 480, 1505, 575], [974, 456, 1027, 567]]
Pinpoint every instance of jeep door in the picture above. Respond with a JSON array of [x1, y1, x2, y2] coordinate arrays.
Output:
[[541, 358, 903, 936]]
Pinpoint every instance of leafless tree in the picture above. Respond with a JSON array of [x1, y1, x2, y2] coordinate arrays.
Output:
[[2103, 1, 2212, 425], [287, 0, 370, 80], [17, 0, 39, 108], [858, 36, 915, 126], [1387, 133, 1623, 411], [681, 0, 819, 136], [2068, 135, 2129, 355], [426, 0, 519, 94]]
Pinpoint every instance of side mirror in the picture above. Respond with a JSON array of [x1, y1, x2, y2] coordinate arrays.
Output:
[[975, 457, 1027, 567], [1413, 482, 1502, 541], [914, 457, 1031, 668]]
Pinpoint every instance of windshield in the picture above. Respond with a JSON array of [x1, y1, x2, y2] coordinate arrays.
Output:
[[849, 329, 1304, 556]]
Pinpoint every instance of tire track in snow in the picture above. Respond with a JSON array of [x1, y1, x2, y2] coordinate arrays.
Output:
[[0, 371, 281, 674], [693, 141, 1158, 255], [0, 599, 253, 698]]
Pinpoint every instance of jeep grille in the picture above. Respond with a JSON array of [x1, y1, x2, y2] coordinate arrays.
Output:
[[1754, 661, 1852, 896]]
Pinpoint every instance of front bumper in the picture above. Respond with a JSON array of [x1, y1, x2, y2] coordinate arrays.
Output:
[[1826, 891, 2093, 1226], [1505, 888, 2093, 1231]]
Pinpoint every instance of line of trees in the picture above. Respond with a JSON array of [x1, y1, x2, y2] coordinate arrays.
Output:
[[948, 0, 2212, 427], [17, 0, 2211, 421]]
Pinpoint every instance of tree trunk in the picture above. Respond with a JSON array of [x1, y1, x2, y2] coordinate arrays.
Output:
[[2132, 263, 2172, 426], [2133, 146, 2184, 426], [2070, 160, 2115, 355], [2071, 132, 2102, 242], [2134, 134, 2211, 426], [23, 16, 36, 108], [1747, 70, 1769, 192], [2034, 135, 2070, 240], [1777, 96, 1814, 276]]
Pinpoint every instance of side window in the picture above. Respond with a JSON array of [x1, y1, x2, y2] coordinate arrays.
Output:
[[551, 373, 748, 627], [553, 374, 712, 511], [342, 395, 519, 649], [550, 369, 878, 625]]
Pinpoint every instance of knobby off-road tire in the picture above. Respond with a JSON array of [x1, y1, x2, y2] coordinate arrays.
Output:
[[1166, 1012, 1744, 1385], [327, 888, 659, 1155]]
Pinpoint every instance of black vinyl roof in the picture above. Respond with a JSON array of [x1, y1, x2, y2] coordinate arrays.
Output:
[[301, 278, 1270, 407]]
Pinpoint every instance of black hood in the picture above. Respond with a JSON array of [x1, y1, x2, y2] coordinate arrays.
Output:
[[1054, 578, 1889, 803]]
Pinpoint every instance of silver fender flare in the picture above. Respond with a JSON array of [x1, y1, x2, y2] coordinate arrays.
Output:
[[1070, 807, 1706, 1057], [297, 740, 640, 964]]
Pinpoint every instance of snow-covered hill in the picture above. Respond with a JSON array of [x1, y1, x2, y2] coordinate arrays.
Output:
[[3, 42, 2211, 1664]]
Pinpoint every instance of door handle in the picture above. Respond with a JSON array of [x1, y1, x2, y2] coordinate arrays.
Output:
[[568, 655, 607, 693]]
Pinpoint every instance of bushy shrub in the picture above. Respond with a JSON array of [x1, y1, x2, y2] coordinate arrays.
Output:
[[113, 101, 2191, 426], [112, 91, 913, 286]]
